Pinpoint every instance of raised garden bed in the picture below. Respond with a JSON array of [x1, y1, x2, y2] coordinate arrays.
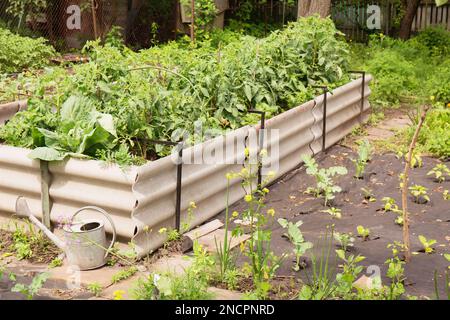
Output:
[[0, 76, 372, 258]]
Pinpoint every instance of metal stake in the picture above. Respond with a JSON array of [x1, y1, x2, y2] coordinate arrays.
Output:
[[313, 86, 329, 152], [248, 110, 266, 189], [149, 139, 184, 232], [349, 70, 367, 123], [39, 160, 52, 229]]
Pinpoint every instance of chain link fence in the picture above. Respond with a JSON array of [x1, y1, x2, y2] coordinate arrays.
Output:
[[0, 0, 179, 50]]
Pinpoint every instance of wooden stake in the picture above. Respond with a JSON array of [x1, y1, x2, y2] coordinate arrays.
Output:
[[91, 0, 99, 39], [401, 105, 430, 262], [190, 0, 196, 43]]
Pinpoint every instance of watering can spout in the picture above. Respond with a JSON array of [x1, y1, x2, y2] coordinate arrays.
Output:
[[15, 197, 67, 251]]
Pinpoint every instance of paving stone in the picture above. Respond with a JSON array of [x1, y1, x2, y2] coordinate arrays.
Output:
[[197, 229, 250, 253], [208, 287, 243, 300], [149, 254, 193, 276]]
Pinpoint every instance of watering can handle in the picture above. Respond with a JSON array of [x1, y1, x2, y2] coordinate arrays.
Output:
[[71, 206, 117, 259]]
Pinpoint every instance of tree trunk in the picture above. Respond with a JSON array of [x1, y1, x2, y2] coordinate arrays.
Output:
[[398, 0, 420, 40], [297, 0, 331, 18]]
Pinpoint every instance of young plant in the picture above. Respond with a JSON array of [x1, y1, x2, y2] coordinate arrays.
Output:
[[361, 187, 376, 202], [409, 185, 430, 204], [278, 218, 313, 271], [11, 272, 49, 300], [333, 232, 355, 252], [351, 139, 372, 179], [385, 242, 406, 300], [381, 197, 398, 212], [335, 249, 366, 297], [444, 190, 450, 201], [302, 154, 348, 206], [320, 207, 342, 219], [418, 235, 437, 254], [356, 225, 370, 241], [87, 282, 103, 297], [427, 163, 450, 183]]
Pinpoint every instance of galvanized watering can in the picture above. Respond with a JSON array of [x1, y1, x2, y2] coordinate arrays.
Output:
[[15, 197, 117, 270]]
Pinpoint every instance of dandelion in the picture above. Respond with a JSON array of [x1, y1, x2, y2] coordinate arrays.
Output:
[[232, 211, 239, 218], [262, 188, 269, 194], [244, 194, 253, 202], [267, 208, 275, 217], [158, 227, 167, 234]]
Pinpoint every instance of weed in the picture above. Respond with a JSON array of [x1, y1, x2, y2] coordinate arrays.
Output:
[[111, 266, 138, 284], [361, 188, 376, 202], [11, 272, 49, 300], [48, 257, 63, 268], [444, 190, 450, 201], [87, 282, 103, 297]]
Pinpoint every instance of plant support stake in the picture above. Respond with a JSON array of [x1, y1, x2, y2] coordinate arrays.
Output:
[[313, 86, 329, 152], [349, 71, 366, 123], [149, 140, 184, 232], [401, 105, 430, 262], [40, 160, 52, 229], [248, 110, 266, 189]]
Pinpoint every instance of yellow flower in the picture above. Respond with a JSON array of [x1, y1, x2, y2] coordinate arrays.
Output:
[[244, 194, 253, 202], [113, 290, 126, 300], [189, 201, 197, 209], [244, 147, 250, 157], [143, 225, 151, 233], [240, 241, 246, 253], [232, 211, 239, 218], [262, 188, 269, 194], [267, 171, 276, 178], [267, 208, 275, 217], [430, 95, 435, 101], [158, 227, 167, 234], [259, 149, 268, 157], [240, 167, 249, 176], [226, 172, 233, 180]]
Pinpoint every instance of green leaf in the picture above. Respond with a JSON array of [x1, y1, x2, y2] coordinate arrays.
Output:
[[28, 147, 66, 161], [436, 0, 449, 7]]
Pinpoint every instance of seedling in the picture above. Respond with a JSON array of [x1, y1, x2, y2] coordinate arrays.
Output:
[[427, 164, 450, 183], [351, 140, 372, 179], [302, 155, 348, 206], [356, 225, 370, 241], [409, 185, 430, 204], [398, 151, 422, 168], [444, 190, 450, 201], [418, 235, 436, 254], [381, 197, 398, 212], [361, 187, 376, 202], [320, 207, 342, 219], [333, 232, 355, 252], [445, 254, 450, 269], [278, 218, 313, 271]]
